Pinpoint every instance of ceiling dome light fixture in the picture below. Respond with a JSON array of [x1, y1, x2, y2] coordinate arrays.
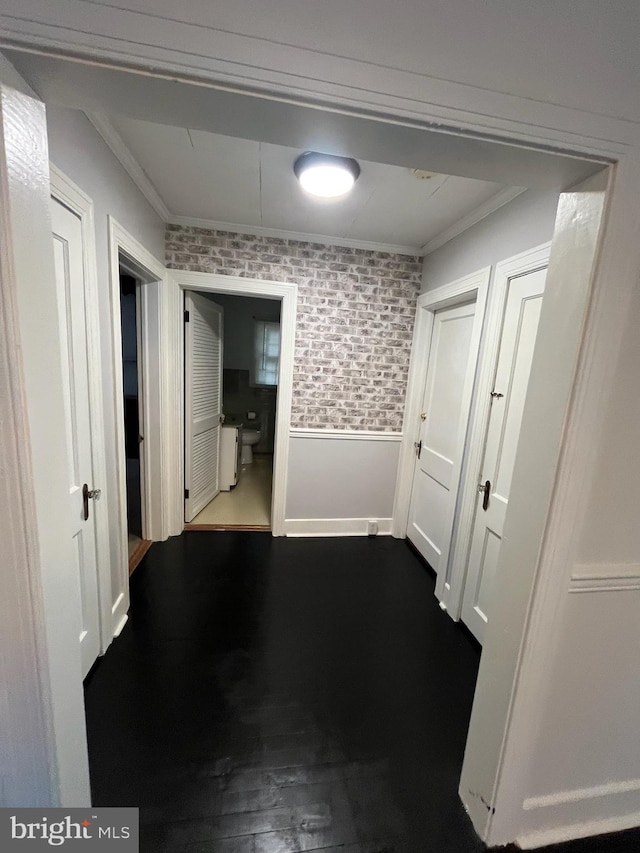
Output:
[[294, 151, 360, 199]]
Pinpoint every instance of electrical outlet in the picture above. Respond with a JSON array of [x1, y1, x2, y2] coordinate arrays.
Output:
[[367, 519, 378, 536]]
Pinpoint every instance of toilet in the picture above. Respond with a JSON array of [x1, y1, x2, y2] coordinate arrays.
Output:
[[241, 429, 261, 464]]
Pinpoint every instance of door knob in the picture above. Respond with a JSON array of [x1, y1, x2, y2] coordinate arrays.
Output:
[[478, 480, 491, 511], [82, 484, 101, 521], [414, 440, 422, 459]]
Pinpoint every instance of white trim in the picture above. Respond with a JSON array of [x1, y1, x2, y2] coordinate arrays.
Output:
[[524, 778, 640, 811], [0, 51, 40, 98], [49, 165, 113, 655], [461, 174, 610, 845], [283, 518, 393, 537], [86, 111, 171, 221], [0, 83, 58, 807], [171, 215, 421, 256], [107, 217, 167, 636], [392, 267, 491, 542], [0, 21, 633, 154], [167, 270, 297, 537], [444, 242, 552, 620], [569, 563, 640, 593], [421, 187, 528, 255], [571, 562, 640, 581], [3, 34, 639, 850], [290, 427, 402, 442], [518, 813, 640, 851]]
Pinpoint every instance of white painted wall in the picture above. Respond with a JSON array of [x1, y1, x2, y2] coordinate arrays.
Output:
[[2, 15, 640, 847], [421, 190, 559, 292], [45, 106, 165, 602], [285, 433, 400, 534]]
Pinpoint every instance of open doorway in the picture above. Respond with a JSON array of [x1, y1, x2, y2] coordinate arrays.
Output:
[[2, 48, 628, 852], [184, 291, 281, 530], [119, 269, 150, 571]]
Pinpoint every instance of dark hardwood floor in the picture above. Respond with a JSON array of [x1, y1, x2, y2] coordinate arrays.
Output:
[[84, 533, 638, 852]]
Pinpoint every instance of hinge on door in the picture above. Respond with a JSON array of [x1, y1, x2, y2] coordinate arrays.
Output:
[[184, 310, 190, 323], [184, 488, 189, 499]]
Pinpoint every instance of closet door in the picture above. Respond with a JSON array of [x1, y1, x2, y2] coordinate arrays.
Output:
[[184, 292, 223, 522], [461, 266, 547, 642], [51, 197, 102, 678], [406, 299, 478, 576]]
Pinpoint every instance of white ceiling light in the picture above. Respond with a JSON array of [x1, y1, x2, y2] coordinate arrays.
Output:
[[294, 151, 360, 199]]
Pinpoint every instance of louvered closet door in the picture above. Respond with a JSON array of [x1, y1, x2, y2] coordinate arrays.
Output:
[[185, 292, 224, 522]]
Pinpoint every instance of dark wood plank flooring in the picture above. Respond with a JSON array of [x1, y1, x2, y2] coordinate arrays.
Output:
[[84, 533, 639, 852]]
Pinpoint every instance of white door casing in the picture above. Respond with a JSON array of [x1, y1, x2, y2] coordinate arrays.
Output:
[[184, 291, 224, 522], [407, 300, 478, 573], [393, 268, 490, 572], [50, 197, 102, 679], [160, 271, 297, 537], [461, 265, 547, 642], [107, 217, 167, 638]]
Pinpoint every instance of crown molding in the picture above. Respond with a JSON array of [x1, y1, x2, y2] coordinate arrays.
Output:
[[168, 216, 422, 257], [84, 111, 171, 222], [82, 110, 526, 258], [421, 186, 527, 255]]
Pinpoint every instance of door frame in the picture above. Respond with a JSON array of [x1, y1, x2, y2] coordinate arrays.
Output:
[[442, 242, 552, 619], [5, 51, 639, 842], [392, 267, 490, 546], [49, 165, 113, 654], [107, 217, 167, 635], [162, 270, 297, 537]]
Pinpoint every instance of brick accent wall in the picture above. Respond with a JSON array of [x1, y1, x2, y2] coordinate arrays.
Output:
[[166, 225, 422, 431]]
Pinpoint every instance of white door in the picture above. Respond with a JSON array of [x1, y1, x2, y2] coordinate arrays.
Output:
[[51, 197, 102, 679], [462, 267, 547, 642], [184, 291, 224, 522], [407, 300, 479, 575]]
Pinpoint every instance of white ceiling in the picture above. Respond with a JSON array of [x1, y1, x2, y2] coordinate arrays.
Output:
[[109, 114, 511, 251]]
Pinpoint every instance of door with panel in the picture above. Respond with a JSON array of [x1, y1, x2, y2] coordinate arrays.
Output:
[[51, 197, 102, 679], [461, 266, 547, 642], [407, 299, 479, 577], [184, 291, 224, 522]]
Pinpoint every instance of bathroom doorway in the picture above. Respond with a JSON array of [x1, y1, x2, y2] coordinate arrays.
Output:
[[184, 291, 281, 530]]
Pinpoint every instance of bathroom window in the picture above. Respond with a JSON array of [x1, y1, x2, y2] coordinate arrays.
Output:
[[252, 320, 280, 386]]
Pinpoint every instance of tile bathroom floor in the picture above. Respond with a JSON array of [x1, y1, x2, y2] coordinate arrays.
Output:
[[188, 454, 273, 528]]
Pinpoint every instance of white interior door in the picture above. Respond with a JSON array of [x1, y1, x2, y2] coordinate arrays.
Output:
[[407, 299, 479, 575], [462, 267, 547, 642], [51, 197, 101, 679], [185, 291, 224, 522]]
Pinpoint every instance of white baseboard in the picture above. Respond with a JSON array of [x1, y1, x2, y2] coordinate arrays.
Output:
[[518, 811, 640, 849], [112, 613, 128, 639], [517, 779, 640, 849], [283, 517, 393, 537]]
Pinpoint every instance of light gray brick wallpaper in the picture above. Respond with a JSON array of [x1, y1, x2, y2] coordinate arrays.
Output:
[[166, 225, 422, 431]]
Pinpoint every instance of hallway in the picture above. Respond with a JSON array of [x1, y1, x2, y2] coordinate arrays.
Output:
[[83, 534, 636, 852]]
